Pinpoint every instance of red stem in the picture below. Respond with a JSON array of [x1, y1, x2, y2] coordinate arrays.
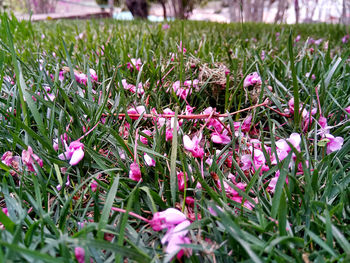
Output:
[[111, 207, 150, 223], [113, 101, 268, 120]]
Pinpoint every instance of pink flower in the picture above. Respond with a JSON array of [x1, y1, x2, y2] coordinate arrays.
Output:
[[243, 72, 261, 88], [161, 220, 191, 258], [0, 208, 9, 229], [273, 133, 301, 163], [129, 162, 142, 181], [318, 116, 332, 136], [171, 81, 192, 100], [74, 247, 85, 263], [58, 70, 65, 81], [294, 35, 301, 42], [127, 58, 142, 71], [241, 147, 267, 172], [325, 134, 344, 154], [22, 146, 43, 172], [183, 134, 204, 158], [74, 72, 88, 85], [162, 24, 170, 30], [177, 172, 187, 191], [185, 105, 195, 115], [127, 106, 146, 120], [144, 153, 156, 167], [342, 34, 349, 44], [184, 79, 199, 90], [211, 129, 231, 144], [267, 171, 288, 193], [89, 69, 98, 82], [2, 151, 20, 167], [58, 141, 85, 166], [140, 129, 152, 145], [165, 128, 173, 142], [150, 208, 187, 231], [150, 208, 192, 259], [91, 180, 98, 192], [345, 106, 350, 114]]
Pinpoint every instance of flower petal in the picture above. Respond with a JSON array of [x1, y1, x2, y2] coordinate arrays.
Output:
[[69, 147, 84, 166]]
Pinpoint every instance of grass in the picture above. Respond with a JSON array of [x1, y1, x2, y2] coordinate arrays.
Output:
[[0, 13, 349, 262]]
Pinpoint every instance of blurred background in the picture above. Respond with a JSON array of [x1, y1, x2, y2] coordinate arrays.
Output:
[[0, 0, 349, 24]]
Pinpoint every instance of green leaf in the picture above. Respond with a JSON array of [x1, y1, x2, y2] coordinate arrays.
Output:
[[97, 175, 120, 239], [170, 107, 179, 206]]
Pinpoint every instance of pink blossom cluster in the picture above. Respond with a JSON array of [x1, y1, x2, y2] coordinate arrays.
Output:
[[59, 68, 98, 85], [169, 79, 199, 101], [2, 146, 43, 173], [243, 72, 262, 88], [127, 58, 142, 71], [150, 208, 192, 259], [121, 79, 144, 95], [217, 173, 256, 210]]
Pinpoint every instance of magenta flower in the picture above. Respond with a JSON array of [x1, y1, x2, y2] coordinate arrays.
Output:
[[58, 141, 85, 166], [267, 171, 288, 193], [177, 171, 186, 191], [165, 128, 173, 142], [74, 247, 85, 263], [325, 134, 344, 154], [150, 208, 187, 231], [127, 106, 146, 120], [171, 81, 192, 100], [127, 58, 142, 71], [129, 162, 142, 181], [150, 208, 192, 259], [161, 220, 191, 258], [183, 134, 204, 158], [211, 129, 231, 144], [89, 69, 98, 82], [318, 116, 331, 136], [243, 72, 262, 88], [342, 34, 349, 44], [144, 153, 156, 167], [0, 208, 9, 229], [22, 146, 43, 172], [345, 106, 350, 114], [140, 129, 152, 145], [2, 151, 20, 167], [74, 72, 88, 85], [91, 179, 98, 192], [273, 133, 301, 164]]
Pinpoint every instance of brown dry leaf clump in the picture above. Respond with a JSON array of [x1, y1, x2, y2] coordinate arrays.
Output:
[[186, 57, 233, 109]]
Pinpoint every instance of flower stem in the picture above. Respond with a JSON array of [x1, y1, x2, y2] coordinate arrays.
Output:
[[111, 207, 150, 223]]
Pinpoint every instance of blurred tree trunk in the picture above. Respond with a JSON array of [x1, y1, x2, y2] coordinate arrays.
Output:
[[294, 0, 299, 23], [126, 0, 148, 18], [229, 0, 242, 22], [342, 0, 350, 24], [108, 0, 114, 16], [159, 0, 167, 19], [172, 0, 185, 19], [274, 0, 288, 23], [231, 0, 265, 22]]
